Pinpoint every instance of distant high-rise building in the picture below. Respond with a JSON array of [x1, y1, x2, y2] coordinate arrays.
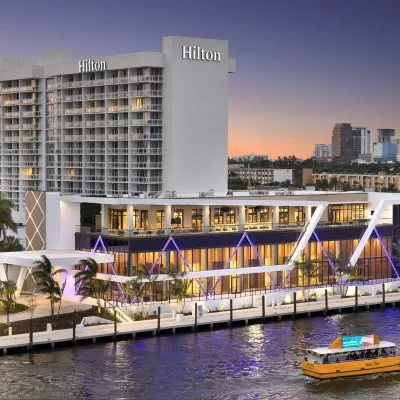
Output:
[[377, 129, 395, 143], [313, 144, 331, 159], [331, 123, 354, 162]]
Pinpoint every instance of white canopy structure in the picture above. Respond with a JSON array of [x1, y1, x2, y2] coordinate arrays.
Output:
[[0, 250, 114, 297]]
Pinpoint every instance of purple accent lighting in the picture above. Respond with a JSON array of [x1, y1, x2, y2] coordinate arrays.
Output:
[[373, 228, 400, 279]]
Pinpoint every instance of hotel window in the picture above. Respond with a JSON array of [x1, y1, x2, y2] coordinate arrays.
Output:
[[172, 209, 183, 228], [279, 206, 289, 225], [328, 203, 365, 222], [156, 210, 164, 229], [294, 206, 304, 223], [140, 210, 149, 229], [133, 209, 139, 229], [192, 209, 202, 229], [247, 207, 257, 223], [226, 209, 236, 224], [213, 208, 223, 225], [109, 209, 126, 230], [260, 207, 269, 223]]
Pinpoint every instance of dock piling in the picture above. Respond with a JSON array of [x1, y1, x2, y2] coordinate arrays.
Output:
[[382, 283, 385, 308], [157, 306, 161, 335], [194, 302, 198, 331], [355, 286, 358, 311], [229, 299, 233, 327], [293, 292, 297, 319], [324, 289, 328, 314]]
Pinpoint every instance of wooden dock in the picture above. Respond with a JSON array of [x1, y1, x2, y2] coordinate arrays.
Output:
[[1, 290, 399, 354]]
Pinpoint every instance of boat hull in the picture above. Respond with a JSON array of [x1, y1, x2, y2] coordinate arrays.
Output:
[[302, 356, 400, 379]]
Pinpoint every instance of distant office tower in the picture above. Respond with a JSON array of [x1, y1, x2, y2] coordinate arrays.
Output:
[[331, 123, 354, 162], [351, 127, 372, 162], [313, 144, 331, 159], [377, 129, 395, 143]]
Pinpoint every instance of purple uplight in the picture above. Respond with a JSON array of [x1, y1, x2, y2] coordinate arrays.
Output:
[[373, 228, 400, 279], [312, 231, 339, 277]]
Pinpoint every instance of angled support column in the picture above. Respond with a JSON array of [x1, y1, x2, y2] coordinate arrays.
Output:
[[15, 267, 28, 298], [349, 200, 386, 267], [287, 204, 327, 266]]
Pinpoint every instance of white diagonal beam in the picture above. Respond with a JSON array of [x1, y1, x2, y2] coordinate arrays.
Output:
[[15, 267, 28, 298], [349, 199, 386, 267], [287, 204, 327, 265]]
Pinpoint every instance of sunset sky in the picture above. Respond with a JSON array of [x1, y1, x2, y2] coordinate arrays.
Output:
[[1, 0, 399, 158]]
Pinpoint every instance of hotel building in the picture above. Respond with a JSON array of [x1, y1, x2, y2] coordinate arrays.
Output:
[[0, 36, 235, 230], [1, 36, 400, 304]]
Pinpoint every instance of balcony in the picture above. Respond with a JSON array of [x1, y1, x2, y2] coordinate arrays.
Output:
[[107, 148, 128, 155], [1, 173, 20, 179], [64, 108, 83, 115], [4, 124, 20, 130], [20, 149, 39, 155], [84, 93, 105, 100], [106, 120, 128, 127], [84, 162, 105, 168], [4, 112, 20, 118], [107, 91, 129, 99], [63, 95, 82, 102], [85, 107, 105, 113], [21, 124, 38, 130], [21, 111, 40, 117], [64, 135, 82, 142], [20, 98, 35, 105], [20, 86, 35, 92], [63, 175, 82, 181], [3, 100, 19, 106], [131, 162, 162, 169], [130, 90, 162, 97], [3, 136, 19, 143], [82, 79, 104, 87], [105, 162, 128, 168], [106, 77, 128, 84], [85, 175, 105, 181], [106, 175, 128, 182], [83, 134, 105, 141], [62, 148, 82, 155], [2, 149, 20, 154], [64, 121, 82, 128], [85, 121, 105, 128], [47, 82, 62, 90], [83, 148, 106, 154], [63, 81, 82, 88], [131, 176, 162, 184], [128, 75, 162, 83], [131, 104, 162, 112], [107, 105, 129, 112], [131, 148, 162, 155], [21, 174, 39, 180], [129, 133, 162, 140], [106, 133, 128, 140], [130, 119, 162, 126], [22, 135, 39, 142], [63, 161, 82, 167], [1, 87, 20, 93]]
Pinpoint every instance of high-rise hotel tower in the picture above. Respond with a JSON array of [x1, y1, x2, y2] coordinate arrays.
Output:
[[0, 36, 235, 226]]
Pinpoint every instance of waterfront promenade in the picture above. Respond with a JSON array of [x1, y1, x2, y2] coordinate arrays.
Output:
[[1, 289, 400, 354]]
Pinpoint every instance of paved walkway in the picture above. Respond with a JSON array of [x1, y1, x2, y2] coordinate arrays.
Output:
[[0, 295, 91, 324]]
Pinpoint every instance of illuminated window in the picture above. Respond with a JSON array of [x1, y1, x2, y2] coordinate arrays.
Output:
[[192, 209, 202, 229], [156, 210, 164, 229]]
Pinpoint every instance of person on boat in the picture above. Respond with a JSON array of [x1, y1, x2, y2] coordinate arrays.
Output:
[[381, 348, 387, 357], [323, 355, 329, 364], [336, 357, 340, 363], [373, 349, 379, 358], [365, 349, 372, 358]]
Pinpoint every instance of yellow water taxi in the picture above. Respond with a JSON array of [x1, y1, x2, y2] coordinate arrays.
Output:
[[302, 334, 400, 379]]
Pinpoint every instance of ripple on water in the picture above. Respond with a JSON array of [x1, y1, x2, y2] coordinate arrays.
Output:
[[0, 309, 400, 399]]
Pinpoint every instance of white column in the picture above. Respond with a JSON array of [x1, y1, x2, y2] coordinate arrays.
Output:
[[203, 205, 210, 232], [239, 205, 246, 230], [273, 206, 280, 226], [127, 205, 134, 231], [165, 205, 172, 234], [15, 268, 28, 298], [101, 204, 108, 229], [305, 206, 312, 222]]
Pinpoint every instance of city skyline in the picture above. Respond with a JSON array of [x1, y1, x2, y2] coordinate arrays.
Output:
[[1, 0, 399, 157]]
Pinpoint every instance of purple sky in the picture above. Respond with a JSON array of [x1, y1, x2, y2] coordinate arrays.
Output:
[[1, 0, 399, 157]]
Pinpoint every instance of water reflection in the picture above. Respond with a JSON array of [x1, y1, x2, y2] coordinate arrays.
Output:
[[0, 310, 400, 399]]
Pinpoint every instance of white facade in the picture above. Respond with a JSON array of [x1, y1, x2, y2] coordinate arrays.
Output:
[[360, 128, 373, 155], [313, 144, 331, 158], [0, 36, 235, 222]]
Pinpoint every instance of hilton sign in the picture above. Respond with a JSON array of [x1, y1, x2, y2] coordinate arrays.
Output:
[[79, 59, 106, 73], [182, 46, 221, 62]]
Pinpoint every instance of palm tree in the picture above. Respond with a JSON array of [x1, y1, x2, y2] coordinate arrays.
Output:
[[75, 257, 99, 289], [295, 255, 320, 301], [327, 250, 362, 297], [0, 280, 17, 325], [32, 255, 66, 320], [0, 236, 23, 252], [0, 194, 17, 241], [80, 279, 110, 315], [126, 264, 159, 317], [167, 270, 191, 314]]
